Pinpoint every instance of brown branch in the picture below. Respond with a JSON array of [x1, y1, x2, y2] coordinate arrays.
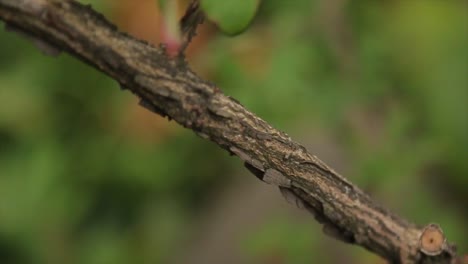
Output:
[[0, 1, 462, 263]]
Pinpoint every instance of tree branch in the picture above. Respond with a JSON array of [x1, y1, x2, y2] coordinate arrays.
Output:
[[0, 1, 461, 263]]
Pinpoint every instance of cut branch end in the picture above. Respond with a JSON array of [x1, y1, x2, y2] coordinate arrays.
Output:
[[419, 224, 447, 256]]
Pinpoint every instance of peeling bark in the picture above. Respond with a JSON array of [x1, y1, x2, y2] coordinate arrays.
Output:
[[0, 1, 462, 263]]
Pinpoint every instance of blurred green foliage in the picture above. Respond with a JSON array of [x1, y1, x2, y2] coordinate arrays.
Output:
[[0, 0, 466, 263], [201, 0, 260, 35]]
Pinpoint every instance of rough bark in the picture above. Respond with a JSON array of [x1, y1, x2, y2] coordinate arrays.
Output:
[[0, 1, 462, 263]]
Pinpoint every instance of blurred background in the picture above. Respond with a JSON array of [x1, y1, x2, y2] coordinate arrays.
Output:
[[0, 0, 467, 263]]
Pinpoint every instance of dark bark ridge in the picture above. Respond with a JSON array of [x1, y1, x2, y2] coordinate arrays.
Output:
[[0, 1, 460, 263]]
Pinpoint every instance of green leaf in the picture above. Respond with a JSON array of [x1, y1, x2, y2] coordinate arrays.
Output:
[[200, 0, 260, 35]]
